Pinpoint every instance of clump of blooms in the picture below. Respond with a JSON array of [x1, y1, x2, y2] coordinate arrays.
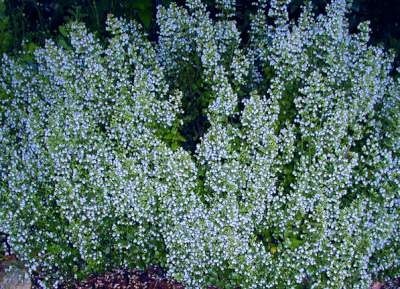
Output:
[[1, 0, 399, 288]]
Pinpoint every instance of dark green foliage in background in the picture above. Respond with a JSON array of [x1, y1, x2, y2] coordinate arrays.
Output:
[[2, 0, 400, 54], [0, 0, 158, 54], [0, 2, 12, 53]]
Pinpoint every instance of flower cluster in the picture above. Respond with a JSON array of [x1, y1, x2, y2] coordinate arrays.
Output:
[[1, 0, 399, 288]]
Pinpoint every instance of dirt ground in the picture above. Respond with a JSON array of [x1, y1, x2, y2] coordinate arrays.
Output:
[[0, 254, 31, 289]]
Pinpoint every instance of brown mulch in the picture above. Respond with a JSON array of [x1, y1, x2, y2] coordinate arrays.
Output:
[[65, 267, 400, 289], [64, 269, 400, 289], [62, 266, 187, 289], [377, 277, 400, 289]]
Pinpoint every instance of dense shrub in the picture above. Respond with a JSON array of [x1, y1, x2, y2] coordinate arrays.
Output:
[[1, 0, 399, 288]]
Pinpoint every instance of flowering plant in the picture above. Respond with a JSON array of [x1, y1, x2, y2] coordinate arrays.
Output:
[[1, 0, 399, 288]]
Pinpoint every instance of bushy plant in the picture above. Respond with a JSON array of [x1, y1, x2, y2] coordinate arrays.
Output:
[[1, 0, 399, 288]]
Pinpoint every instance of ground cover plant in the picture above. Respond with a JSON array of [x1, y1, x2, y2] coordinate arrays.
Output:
[[0, 0, 399, 288]]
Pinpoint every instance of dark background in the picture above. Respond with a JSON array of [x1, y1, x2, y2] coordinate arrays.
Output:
[[1, 0, 400, 56]]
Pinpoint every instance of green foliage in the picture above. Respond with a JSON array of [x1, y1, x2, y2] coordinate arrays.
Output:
[[0, 1, 12, 53], [0, 1, 400, 289], [3, 0, 155, 54]]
